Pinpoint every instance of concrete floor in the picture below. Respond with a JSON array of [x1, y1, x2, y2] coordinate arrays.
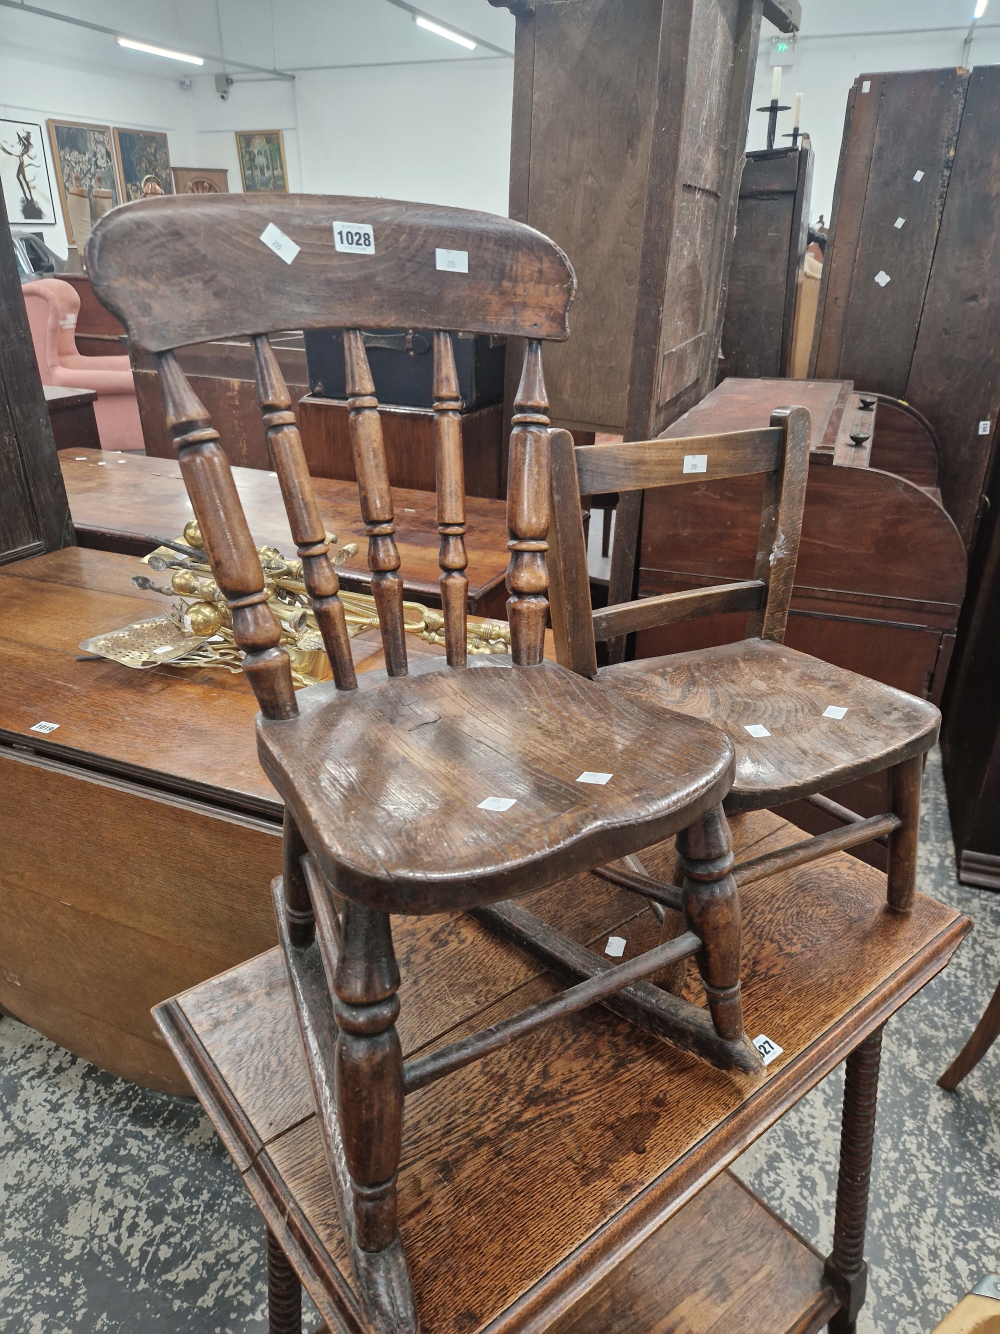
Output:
[[1, 749, 998, 1332]]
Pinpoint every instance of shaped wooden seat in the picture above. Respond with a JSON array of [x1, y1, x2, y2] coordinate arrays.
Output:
[[547, 415, 940, 920], [602, 638, 939, 810], [87, 194, 750, 1334]]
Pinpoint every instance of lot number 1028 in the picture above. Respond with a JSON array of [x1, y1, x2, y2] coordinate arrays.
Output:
[[333, 222, 375, 254]]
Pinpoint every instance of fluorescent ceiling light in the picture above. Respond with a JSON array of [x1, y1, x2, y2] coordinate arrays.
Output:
[[974, 0, 989, 16], [413, 14, 476, 49], [116, 36, 204, 65]]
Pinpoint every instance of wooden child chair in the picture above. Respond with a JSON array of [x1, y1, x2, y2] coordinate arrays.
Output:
[[87, 194, 756, 1334], [546, 421, 940, 926]]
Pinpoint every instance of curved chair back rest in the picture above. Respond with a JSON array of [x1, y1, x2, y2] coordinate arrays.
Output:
[[547, 409, 812, 678], [86, 195, 576, 720]]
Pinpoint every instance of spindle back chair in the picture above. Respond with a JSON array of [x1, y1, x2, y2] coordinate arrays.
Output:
[[87, 195, 753, 1334]]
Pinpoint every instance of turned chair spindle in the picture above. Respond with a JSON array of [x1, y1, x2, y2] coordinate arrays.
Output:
[[432, 330, 469, 667]]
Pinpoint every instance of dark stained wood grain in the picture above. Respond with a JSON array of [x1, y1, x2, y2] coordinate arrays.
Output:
[[868, 395, 940, 490], [159, 810, 969, 1334], [86, 195, 576, 352], [659, 376, 852, 449], [44, 385, 102, 455]]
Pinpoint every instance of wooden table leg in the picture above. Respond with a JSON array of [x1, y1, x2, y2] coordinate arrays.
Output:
[[266, 1226, 302, 1334], [939, 974, 1000, 1091], [825, 1025, 884, 1333]]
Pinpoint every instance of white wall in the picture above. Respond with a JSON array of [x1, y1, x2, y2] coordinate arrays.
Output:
[[747, 0, 1000, 225]]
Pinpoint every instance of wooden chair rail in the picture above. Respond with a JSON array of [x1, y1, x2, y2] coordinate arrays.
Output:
[[807, 792, 891, 848], [731, 813, 901, 888], [572, 426, 784, 495], [594, 864, 684, 910], [402, 930, 701, 1095], [592, 580, 764, 642]]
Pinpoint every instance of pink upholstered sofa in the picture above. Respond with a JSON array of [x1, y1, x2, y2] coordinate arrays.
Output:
[[22, 277, 143, 452]]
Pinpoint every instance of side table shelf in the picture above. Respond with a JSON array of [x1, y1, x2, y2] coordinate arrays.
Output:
[[156, 809, 969, 1333]]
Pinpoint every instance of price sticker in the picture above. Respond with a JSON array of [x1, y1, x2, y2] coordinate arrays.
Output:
[[683, 455, 708, 474], [605, 937, 626, 958], [333, 222, 375, 254], [874, 271, 891, 287], [894, 217, 906, 229], [259, 223, 300, 265], [30, 721, 60, 734], [435, 247, 469, 273], [478, 796, 516, 812], [752, 1033, 783, 1066], [577, 771, 613, 785], [861, 80, 871, 93], [823, 705, 848, 719], [913, 169, 925, 182], [744, 724, 771, 738], [979, 421, 992, 436]]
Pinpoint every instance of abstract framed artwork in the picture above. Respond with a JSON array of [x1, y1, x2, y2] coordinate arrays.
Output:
[[171, 166, 229, 194], [47, 120, 121, 247], [113, 128, 174, 202], [0, 119, 56, 225], [235, 131, 287, 192]]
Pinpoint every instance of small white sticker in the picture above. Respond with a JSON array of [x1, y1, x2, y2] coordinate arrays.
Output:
[[861, 80, 871, 93], [753, 1033, 783, 1066], [97, 460, 106, 465], [152, 645, 175, 655], [333, 221, 375, 254], [403, 507, 417, 513], [30, 721, 60, 734], [577, 771, 613, 785], [744, 724, 771, 738], [435, 247, 469, 273], [894, 217, 905, 229], [874, 271, 891, 287], [823, 705, 848, 720], [683, 454, 708, 474], [59, 315, 76, 329], [605, 936, 626, 958], [913, 170, 925, 182], [260, 222, 300, 265], [117, 459, 127, 463], [478, 796, 516, 812], [979, 420, 992, 436], [75, 456, 86, 460]]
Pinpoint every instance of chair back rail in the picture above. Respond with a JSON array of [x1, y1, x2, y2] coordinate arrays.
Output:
[[86, 195, 576, 716], [548, 407, 811, 676]]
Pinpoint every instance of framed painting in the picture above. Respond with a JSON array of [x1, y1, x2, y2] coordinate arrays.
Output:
[[47, 120, 120, 247], [171, 166, 229, 195], [0, 119, 56, 225], [113, 127, 173, 203], [235, 131, 287, 193]]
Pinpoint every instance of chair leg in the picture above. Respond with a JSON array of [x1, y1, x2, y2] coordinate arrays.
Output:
[[332, 901, 405, 1256], [938, 974, 1000, 1091], [676, 804, 745, 1042], [887, 754, 922, 913], [266, 1227, 302, 1334], [825, 1025, 884, 1333]]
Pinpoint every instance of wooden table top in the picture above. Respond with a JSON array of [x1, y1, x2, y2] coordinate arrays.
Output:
[[158, 810, 969, 1333], [44, 385, 98, 408], [59, 448, 510, 615]]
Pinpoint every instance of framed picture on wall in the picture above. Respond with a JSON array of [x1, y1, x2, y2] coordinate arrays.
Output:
[[47, 120, 121, 247], [113, 128, 173, 202], [235, 131, 287, 192], [171, 166, 229, 195], [0, 119, 56, 225]]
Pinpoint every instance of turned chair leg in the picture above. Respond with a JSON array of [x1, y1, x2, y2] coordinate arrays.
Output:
[[332, 901, 405, 1255], [887, 755, 922, 913], [939, 974, 1000, 1091], [266, 1227, 303, 1334], [825, 1025, 884, 1334], [676, 805, 744, 1041]]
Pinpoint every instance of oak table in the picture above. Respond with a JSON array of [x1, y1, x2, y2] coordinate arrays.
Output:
[[60, 448, 512, 620], [157, 811, 968, 1333]]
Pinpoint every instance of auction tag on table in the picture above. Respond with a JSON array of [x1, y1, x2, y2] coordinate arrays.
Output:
[[435, 247, 468, 273], [823, 705, 848, 720], [577, 771, 613, 785], [894, 217, 906, 229], [913, 169, 925, 182], [259, 223, 300, 265], [30, 721, 60, 734], [744, 723, 770, 738], [605, 936, 626, 958], [478, 796, 516, 812], [683, 454, 708, 474], [874, 270, 891, 287], [333, 221, 375, 254], [752, 1033, 783, 1066], [980, 421, 992, 436]]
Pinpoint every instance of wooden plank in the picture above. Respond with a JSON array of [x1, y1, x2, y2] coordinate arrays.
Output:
[[905, 64, 1000, 546], [659, 376, 852, 449], [574, 427, 782, 494], [165, 810, 968, 1334], [832, 68, 968, 398], [593, 580, 762, 641]]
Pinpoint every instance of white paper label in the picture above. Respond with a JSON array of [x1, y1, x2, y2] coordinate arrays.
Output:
[[913, 169, 925, 182], [152, 645, 175, 655], [478, 796, 516, 812], [605, 936, 626, 958], [97, 460, 106, 465], [333, 221, 375, 254], [30, 720, 60, 734], [577, 771, 613, 785], [683, 454, 708, 474], [861, 80, 871, 93], [979, 420, 992, 435], [744, 724, 771, 738], [118, 459, 127, 463], [874, 271, 891, 287], [894, 217, 905, 229], [435, 247, 469, 273], [823, 705, 848, 720], [260, 223, 300, 265], [75, 456, 86, 460], [752, 1033, 783, 1066]]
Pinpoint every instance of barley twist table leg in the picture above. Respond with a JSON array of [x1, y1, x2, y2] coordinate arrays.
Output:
[[267, 1226, 303, 1334]]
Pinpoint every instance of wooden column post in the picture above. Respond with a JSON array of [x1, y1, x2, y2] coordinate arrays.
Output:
[[676, 805, 745, 1041], [887, 755, 922, 913]]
